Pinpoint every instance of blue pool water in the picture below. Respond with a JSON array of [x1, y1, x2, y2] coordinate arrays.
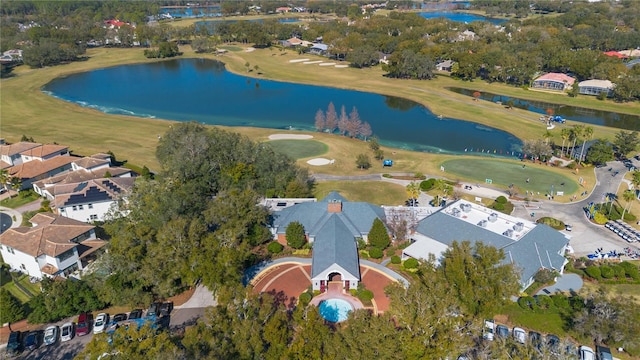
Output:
[[418, 11, 505, 25], [319, 298, 353, 322]]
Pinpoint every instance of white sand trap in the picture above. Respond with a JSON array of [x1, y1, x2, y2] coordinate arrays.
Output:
[[307, 158, 331, 166], [245, 47, 255, 52], [334, 64, 349, 68], [268, 134, 314, 140], [303, 60, 323, 64], [319, 62, 336, 66], [289, 58, 310, 63]]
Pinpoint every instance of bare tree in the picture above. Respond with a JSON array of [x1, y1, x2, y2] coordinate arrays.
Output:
[[325, 102, 338, 133], [314, 109, 325, 132], [359, 121, 372, 141], [346, 106, 362, 138], [338, 105, 349, 136]]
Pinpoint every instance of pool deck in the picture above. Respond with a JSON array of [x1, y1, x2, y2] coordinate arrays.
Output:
[[309, 282, 364, 311]]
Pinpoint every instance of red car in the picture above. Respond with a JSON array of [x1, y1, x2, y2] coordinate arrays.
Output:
[[76, 313, 91, 336]]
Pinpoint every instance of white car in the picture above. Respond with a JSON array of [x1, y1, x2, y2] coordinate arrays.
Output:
[[513, 327, 526, 344], [482, 319, 495, 341], [61, 322, 75, 342], [43, 326, 58, 346], [579, 346, 595, 360], [94, 313, 109, 334]]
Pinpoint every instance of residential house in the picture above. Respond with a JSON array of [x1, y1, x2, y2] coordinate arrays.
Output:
[[578, 79, 615, 97], [376, 52, 391, 65], [436, 60, 455, 72], [55, 177, 135, 222], [0, 141, 43, 168], [270, 192, 386, 292], [32, 154, 134, 199], [531, 73, 576, 91], [457, 30, 476, 41], [0, 213, 105, 279], [603, 51, 628, 59], [402, 200, 569, 290], [6, 155, 75, 190], [308, 43, 328, 56]]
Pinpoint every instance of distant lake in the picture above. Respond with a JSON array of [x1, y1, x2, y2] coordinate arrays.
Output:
[[195, 18, 300, 34], [418, 11, 505, 25], [449, 87, 640, 131], [42, 59, 521, 156], [160, 6, 222, 18]]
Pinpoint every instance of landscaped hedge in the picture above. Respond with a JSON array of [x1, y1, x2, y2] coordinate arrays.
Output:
[[299, 292, 312, 306], [492, 202, 505, 210], [585, 266, 602, 280], [619, 261, 640, 280], [535, 295, 554, 309], [600, 265, 615, 279], [551, 294, 570, 309], [536, 217, 566, 230], [495, 196, 508, 204], [369, 247, 383, 259], [357, 289, 374, 303], [391, 255, 401, 264], [267, 242, 284, 254], [518, 296, 537, 310], [403, 258, 418, 269], [420, 178, 436, 191]]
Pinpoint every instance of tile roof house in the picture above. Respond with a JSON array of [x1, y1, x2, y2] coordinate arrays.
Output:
[[1, 142, 72, 189], [402, 200, 569, 290], [0, 141, 43, 168], [55, 177, 135, 222], [532, 73, 576, 91], [578, 79, 615, 97], [0, 213, 105, 279], [7, 155, 76, 190], [270, 192, 386, 292]]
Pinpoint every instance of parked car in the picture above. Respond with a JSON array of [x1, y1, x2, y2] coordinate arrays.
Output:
[[112, 313, 128, 323], [76, 313, 91, 336], [496, 325, 509, 339], [128, 309, 143, 320], [580, 346, 595, 360], [6, 331, 22, 355], [159, 301, 174, 317], [596, 345, 613, 360], [513, 327, 526, 344], [94, 313, 109, 334], [565, 224, 573, 231], [60, 322, 75, 342], [529, 331, 542, 350], [43, 326, 58, 346], [546, 334, 560, 354], [147, 302, 161, 318], [24, 331, 41, 351], [482, 319, 495, 341]]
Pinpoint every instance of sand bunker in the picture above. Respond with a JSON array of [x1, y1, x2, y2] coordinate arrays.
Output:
[[334, 64, 349, 68], [319, 62, 336, 66], [289, 58, 310, 63], [307, 158, 332, 166], [268, 134, 314, 140], [303, 60, 323, 64]]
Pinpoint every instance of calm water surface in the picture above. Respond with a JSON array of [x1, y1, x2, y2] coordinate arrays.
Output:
[[449, 87, 640, 131], [418, 11, 505, 24], [43, 59, 521, 155]]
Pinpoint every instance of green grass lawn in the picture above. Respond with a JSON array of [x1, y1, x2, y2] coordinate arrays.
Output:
[[266, 139, 328, 159], [314, 181, 407, 205], [0, 191, 40, 209], [500, 302, 569, 338], [442, 159, 578, 195]]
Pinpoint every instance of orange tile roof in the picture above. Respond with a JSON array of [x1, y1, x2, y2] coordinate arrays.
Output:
[[0, 213, 94, 257], [0, 142, 41, 157], [7, 155, 76, 179], [33, 166, 133, 190], [73, 157, 110, 170], [41, 263, 59, 275], [20, 144, 69, 158]]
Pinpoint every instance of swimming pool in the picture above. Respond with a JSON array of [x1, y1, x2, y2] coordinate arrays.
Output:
[[318, 298, 353, 322]]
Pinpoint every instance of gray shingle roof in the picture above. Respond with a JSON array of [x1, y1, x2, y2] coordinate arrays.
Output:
[[321, 191, 349, 203], [502, 224, 568, 283], [415, 211, 514, 249], [311, 215, 360, 279]]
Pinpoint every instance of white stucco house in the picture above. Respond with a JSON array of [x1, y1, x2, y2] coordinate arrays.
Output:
[[55, 177, 135, 222], [0, 213, 105, 279]]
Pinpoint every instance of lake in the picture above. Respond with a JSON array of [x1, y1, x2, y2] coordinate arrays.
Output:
[[418, 11, 505, 25], [448, 87, 640, 131], [42, 58, 521, 156]]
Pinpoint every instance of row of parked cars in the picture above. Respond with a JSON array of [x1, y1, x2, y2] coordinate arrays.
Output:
[[482, 320, 613, 360], [605, 220, 639, 243], [5, 302, 173, 357]]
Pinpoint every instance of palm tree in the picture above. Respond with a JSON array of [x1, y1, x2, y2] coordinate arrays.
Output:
[[621, 189, 636, 220], [9, 177, 22, 192], [569, 125, 584, 159], [632, 171, 640, 190], [406, 182, 420, 202], [577, 126, 594, 163], [560, 128, 572, 158], [542, 130, 553, 145], [0, 169, 9, 190]]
